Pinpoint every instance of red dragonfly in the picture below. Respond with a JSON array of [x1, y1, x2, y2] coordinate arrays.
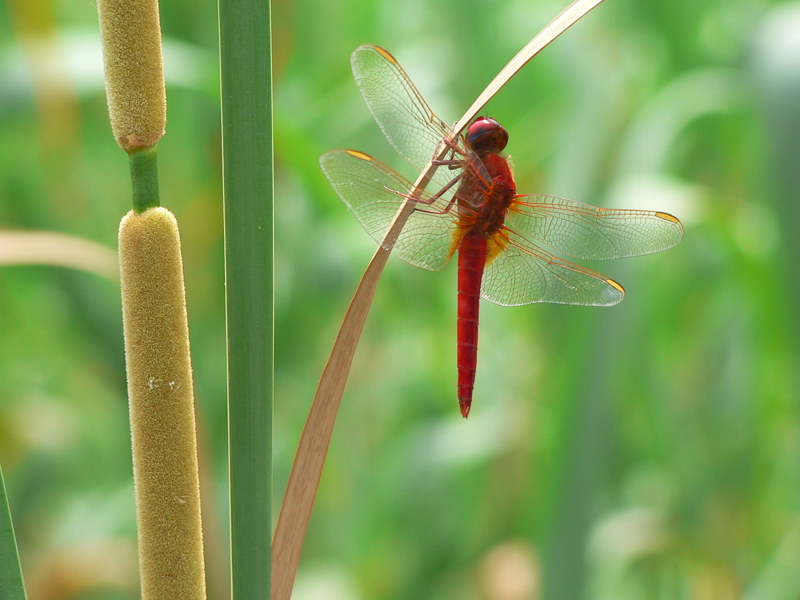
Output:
[[320, 45, 683, 418]]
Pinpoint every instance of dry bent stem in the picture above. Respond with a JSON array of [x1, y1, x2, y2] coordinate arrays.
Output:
[[119, 207, 206, 600]]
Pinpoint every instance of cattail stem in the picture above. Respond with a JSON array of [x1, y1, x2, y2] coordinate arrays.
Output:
[[130, 146, 160, 212], [119, 207, 206, 600]]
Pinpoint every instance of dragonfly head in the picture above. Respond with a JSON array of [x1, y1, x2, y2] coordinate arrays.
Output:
[[466, 117, 508, 154]]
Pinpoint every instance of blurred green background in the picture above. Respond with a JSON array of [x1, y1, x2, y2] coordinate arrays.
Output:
[[2, 0, 800, 598]]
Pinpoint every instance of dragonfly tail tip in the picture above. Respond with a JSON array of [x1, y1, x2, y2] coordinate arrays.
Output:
[[459, 401, 471, 419]]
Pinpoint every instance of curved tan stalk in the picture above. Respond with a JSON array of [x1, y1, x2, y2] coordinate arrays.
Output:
[[119, 207, 206, 600]]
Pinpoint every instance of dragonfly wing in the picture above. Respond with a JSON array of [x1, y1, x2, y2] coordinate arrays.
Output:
[[507, 195, 684, 260], [481, 230, 625, 307], [320, 149, 459, 271], [351, 45, 451, 171], [351, 45, 460, 194]]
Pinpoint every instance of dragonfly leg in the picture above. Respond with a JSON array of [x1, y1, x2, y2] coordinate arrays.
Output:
[[432, 157, 464, 169], [436, 134, 494, 191], [381, 171, 464, 215]]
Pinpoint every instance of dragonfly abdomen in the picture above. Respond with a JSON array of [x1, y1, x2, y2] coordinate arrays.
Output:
[[457, 230, 488, 418]]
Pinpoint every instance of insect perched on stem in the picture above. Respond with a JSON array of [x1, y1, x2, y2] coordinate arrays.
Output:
[[321, 45, 683, 417]]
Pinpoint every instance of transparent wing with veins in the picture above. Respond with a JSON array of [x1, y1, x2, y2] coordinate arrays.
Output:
[[504, 195, 684, 261], [351, 45, 463, 194], [481, 242, 626, 307], [481, 197, 683, 306], [320, 148, 460, 271]]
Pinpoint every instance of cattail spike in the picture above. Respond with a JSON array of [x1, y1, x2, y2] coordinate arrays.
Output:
[[119, 207, 206, 599], [97, 0, 167, 151]]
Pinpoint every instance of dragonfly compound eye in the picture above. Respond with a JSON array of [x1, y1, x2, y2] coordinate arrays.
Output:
[[466, 117, 509, 153]]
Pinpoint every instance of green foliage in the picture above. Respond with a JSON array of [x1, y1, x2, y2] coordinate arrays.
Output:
[[1, 0, 799, 598], [220, 0, 273, 597]]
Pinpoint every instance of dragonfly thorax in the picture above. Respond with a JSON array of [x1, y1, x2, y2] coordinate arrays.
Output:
[[455, 152, 516, 236]]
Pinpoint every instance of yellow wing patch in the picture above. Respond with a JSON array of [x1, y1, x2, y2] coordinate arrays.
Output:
[[345, 149, 372, 161], [606, 278, 625, 294], [373, 45, 397, 64], [655, 211, 681, 224]]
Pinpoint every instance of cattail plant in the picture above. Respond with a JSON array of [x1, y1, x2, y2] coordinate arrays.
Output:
[[97, 0, 206, 597]]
